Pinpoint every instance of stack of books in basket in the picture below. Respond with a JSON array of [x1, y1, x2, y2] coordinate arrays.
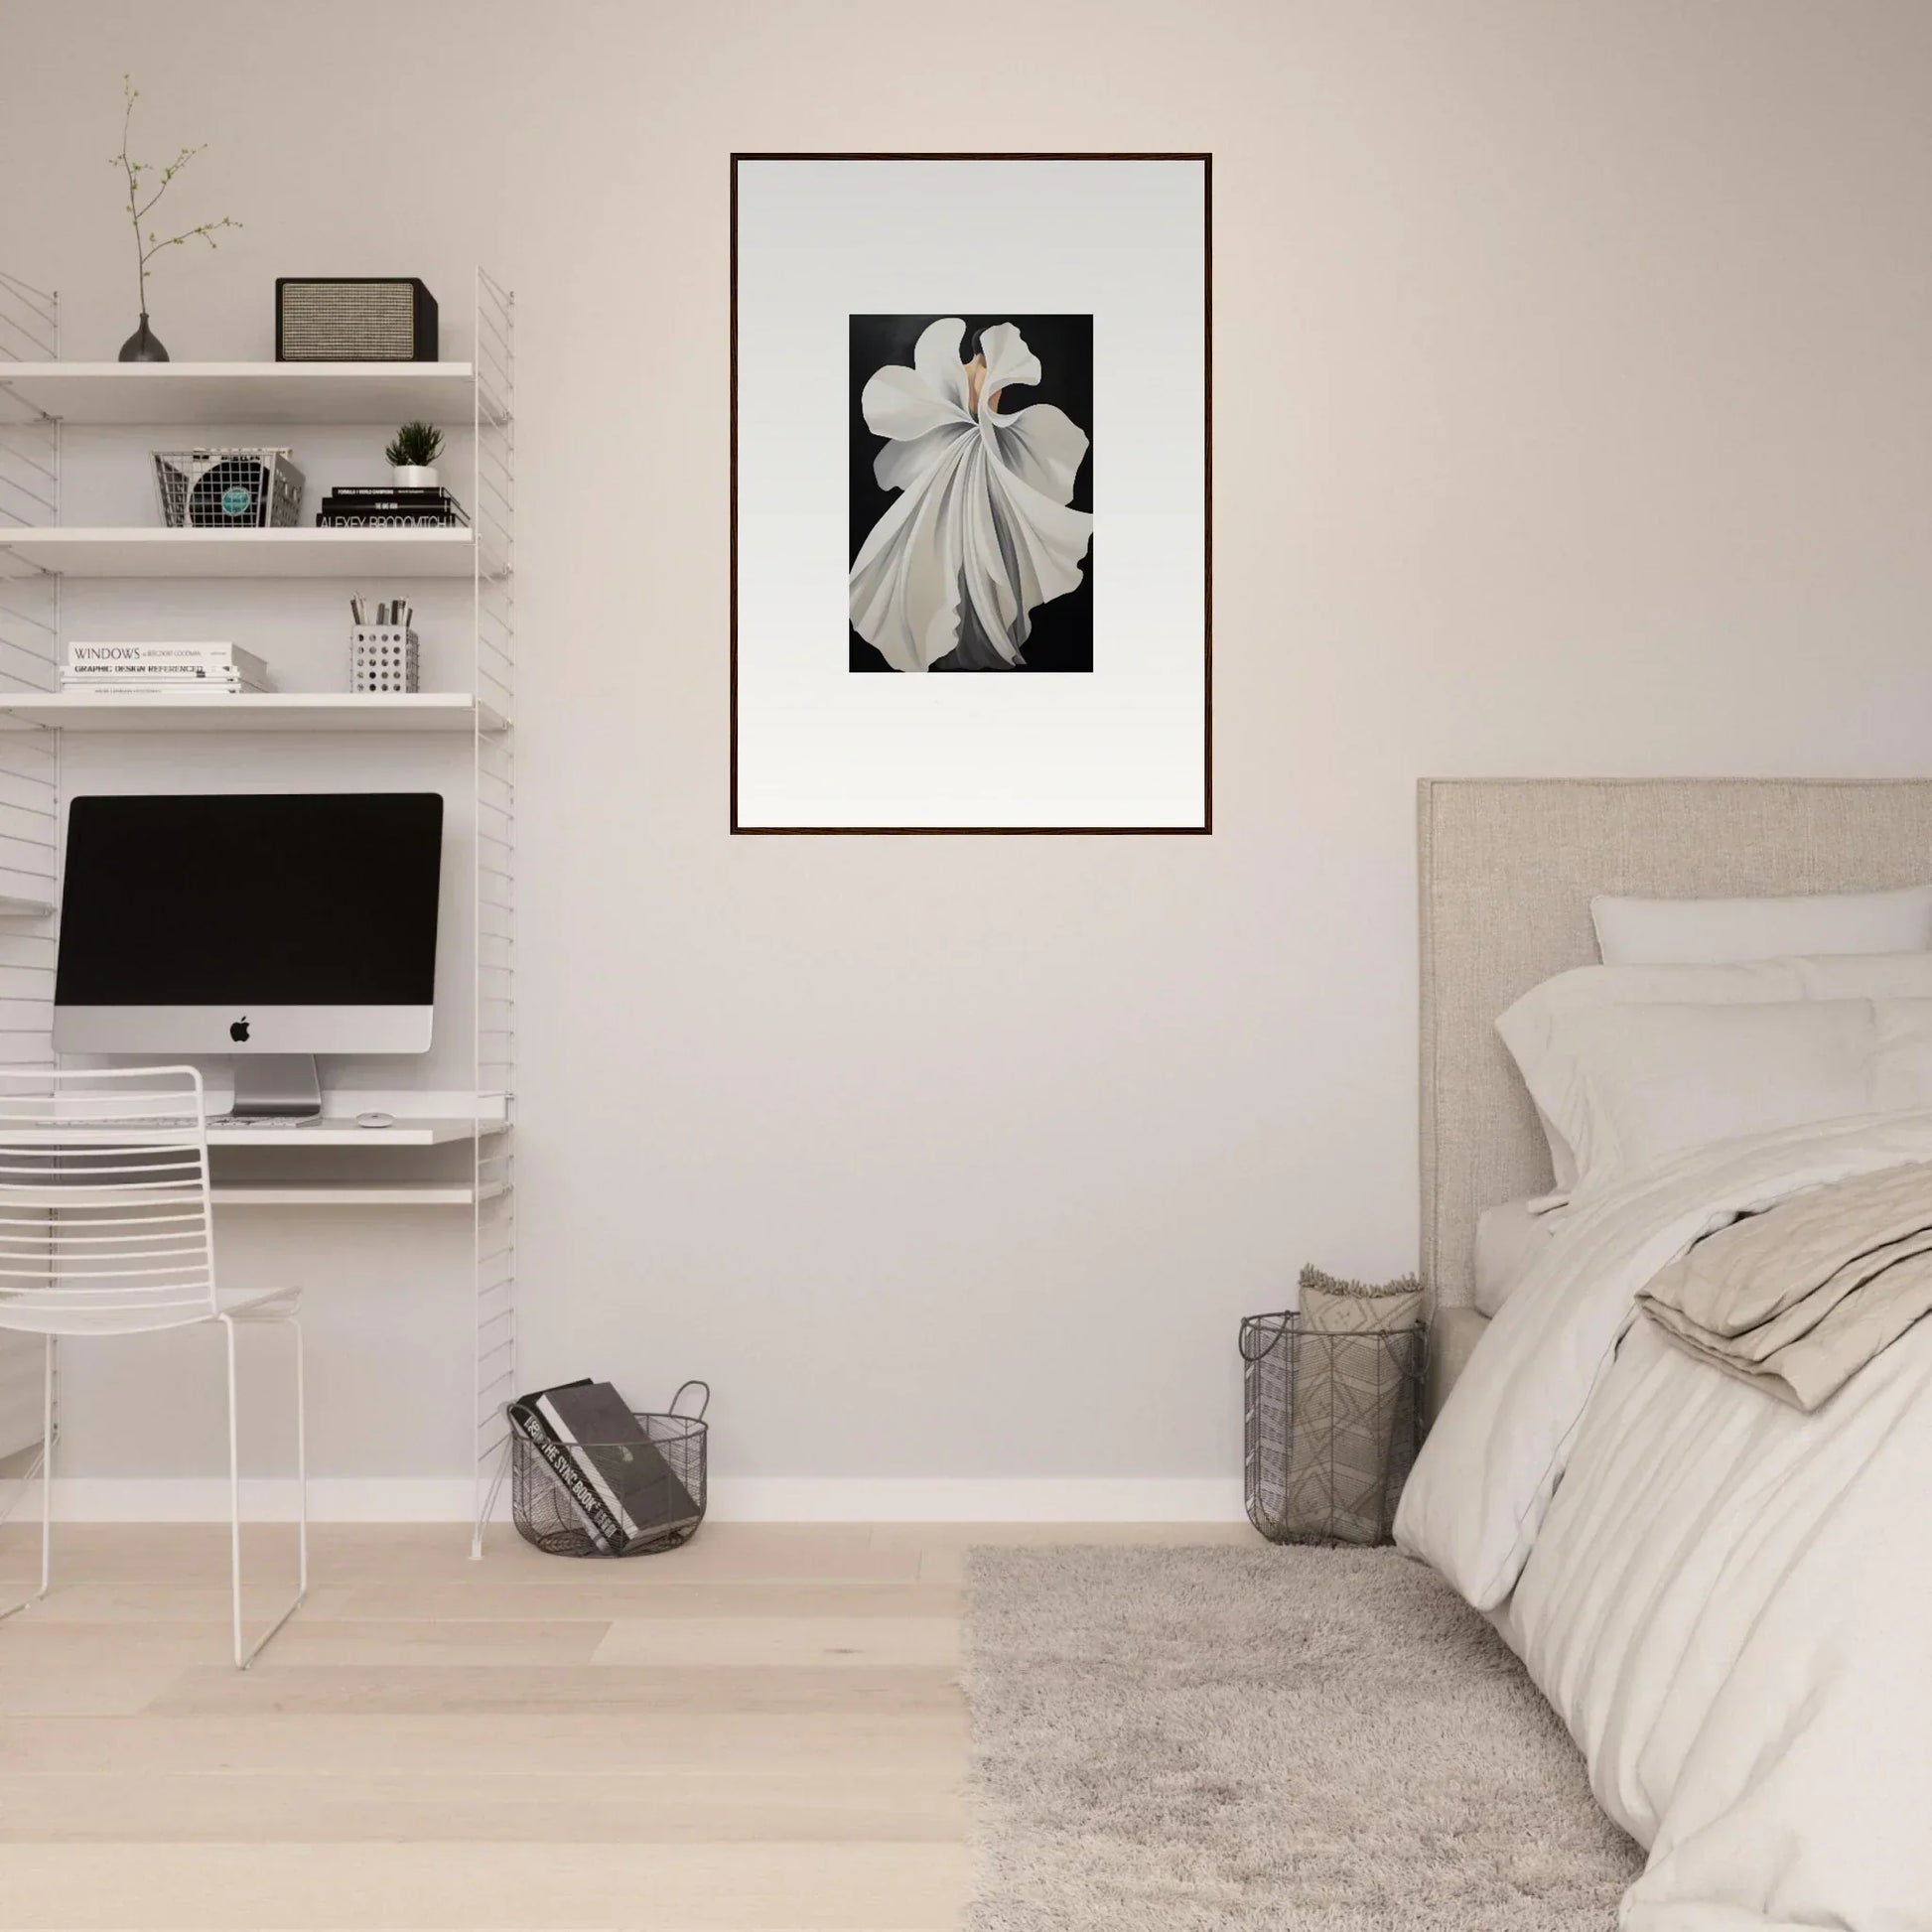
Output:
[[509, 1379, 703, 1554], [64, 642, 271, 695]]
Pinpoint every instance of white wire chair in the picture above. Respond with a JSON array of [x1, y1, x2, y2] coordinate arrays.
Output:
[[0, 1065, 306, 1668]]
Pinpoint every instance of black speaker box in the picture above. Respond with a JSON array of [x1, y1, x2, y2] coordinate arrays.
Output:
[[275, 278, 439, 361]]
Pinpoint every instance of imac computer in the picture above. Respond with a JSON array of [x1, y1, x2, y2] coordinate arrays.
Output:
[[54, 792, 444, 1118]]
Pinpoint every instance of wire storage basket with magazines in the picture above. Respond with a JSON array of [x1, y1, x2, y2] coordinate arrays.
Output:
[[508, 1379, 709, 1557], [1241, 1272, 1424, 1546], [152, 447, 305, 528]]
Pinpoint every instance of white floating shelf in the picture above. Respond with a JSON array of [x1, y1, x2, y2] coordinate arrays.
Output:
[[0, 527, 478, 579], [5, 1118, 501, 1150], [0, 361, 482, 427], [211, 1117, 499, 1148], [212, 1180, 500, 1208], [0, 896, 53, 917], [0, 692, 504, 734]]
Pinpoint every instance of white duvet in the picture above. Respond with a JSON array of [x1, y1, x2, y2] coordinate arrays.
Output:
[[1397, 1112, 1932, 1931]]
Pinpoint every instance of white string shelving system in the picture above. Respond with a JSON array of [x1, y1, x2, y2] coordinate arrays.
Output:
[[0, 268, 517, 1550]]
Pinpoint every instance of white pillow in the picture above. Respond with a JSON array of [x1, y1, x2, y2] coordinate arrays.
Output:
[[1498, 952, 1932, 1193], [1502, 996, 1932, 1201], [1591, 884, 1932, 965], [1473, 1197, 1563, 1316]]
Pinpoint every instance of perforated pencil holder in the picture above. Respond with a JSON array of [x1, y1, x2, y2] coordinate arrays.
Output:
[[349, 626, 420, 694]]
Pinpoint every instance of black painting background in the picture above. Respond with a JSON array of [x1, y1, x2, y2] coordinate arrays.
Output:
[[849, 315, 1093, 673]]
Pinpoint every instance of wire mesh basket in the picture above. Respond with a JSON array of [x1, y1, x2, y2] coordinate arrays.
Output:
[[152, 448, 305, 528], [1241, 1311, 1422, 1546], [510, 1381, 708, 1558]]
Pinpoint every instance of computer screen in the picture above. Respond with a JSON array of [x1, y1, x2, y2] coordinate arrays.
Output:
[[54, 792, 444, 1055]]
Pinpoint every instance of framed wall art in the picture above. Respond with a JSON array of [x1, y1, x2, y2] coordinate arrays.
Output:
[[731, 153, 1211, 834]]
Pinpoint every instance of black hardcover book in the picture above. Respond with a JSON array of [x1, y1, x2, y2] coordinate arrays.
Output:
[[325, 485, 462, 502], [328, 486, 460, 501], [534, 1381, 702, 1546], [320, 503, 468, 517], [319, 492, 469, 526], [316, 511, 468, 527], [509, 1382, 622, 1550]]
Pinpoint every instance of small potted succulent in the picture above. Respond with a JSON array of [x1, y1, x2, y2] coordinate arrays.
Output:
[[384, 421, 444, 488]]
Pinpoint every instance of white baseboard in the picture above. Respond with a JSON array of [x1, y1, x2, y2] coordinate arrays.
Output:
[[30, 1475, 1247, 1525], [708, 1478, 1246, 1522], [41, 1478, 485, 1523]]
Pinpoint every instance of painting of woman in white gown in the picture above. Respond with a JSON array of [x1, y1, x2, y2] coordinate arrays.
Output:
[[849, 315, 1093, 672]]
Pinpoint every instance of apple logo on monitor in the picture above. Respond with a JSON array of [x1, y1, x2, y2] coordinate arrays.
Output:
[[230, 1017, 250, 1043]]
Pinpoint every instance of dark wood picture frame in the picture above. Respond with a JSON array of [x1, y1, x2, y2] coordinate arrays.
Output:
[[730, 152, 1213, 836]]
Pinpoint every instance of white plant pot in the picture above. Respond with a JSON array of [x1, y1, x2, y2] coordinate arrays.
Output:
[[392, 465, 439, 488]]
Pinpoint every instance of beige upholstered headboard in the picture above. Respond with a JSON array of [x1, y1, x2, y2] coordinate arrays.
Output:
[[1419, 778, 1932, 1311]]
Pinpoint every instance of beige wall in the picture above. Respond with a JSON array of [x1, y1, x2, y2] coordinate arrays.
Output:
[[4, 1, 1930, 1501]]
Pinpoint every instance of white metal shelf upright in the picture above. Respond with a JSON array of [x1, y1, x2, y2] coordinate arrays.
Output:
[[0, 270, 63, 1469], [469, 269, 516, 1555], [0, 268, 517, 1552]]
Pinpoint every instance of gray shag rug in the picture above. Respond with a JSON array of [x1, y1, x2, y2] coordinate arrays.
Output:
[[962, 1545, 1643, 1930]]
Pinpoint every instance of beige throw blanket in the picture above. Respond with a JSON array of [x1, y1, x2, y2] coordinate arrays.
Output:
[[1638, 1160, 1932, 1410], [1281, 1268, 1423, 1543]]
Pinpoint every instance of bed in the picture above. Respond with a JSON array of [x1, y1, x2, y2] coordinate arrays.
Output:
[[1401, 777, 1932, 1931]]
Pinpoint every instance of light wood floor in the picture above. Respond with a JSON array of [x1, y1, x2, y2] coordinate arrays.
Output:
[[0, 1520, 1253, 1931]]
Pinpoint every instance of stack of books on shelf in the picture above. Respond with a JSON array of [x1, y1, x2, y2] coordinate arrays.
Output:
[[316, 485, 470, 529], [64, 642, 271, 695]]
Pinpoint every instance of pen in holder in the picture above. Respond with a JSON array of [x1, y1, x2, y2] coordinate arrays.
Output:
[[350, 625, 420, 694]]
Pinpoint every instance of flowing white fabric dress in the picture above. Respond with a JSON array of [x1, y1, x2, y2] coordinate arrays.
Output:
[[849, 319, 1093, 673]]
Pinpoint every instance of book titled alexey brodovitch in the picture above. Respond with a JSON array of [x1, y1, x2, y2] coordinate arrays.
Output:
[[317, 484, 470, 529], [509, 1379, 703, 1554]]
